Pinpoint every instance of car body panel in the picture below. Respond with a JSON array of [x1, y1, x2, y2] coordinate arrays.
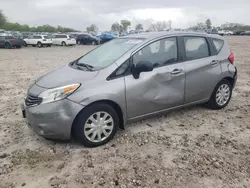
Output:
[[35, 65, 99, 89], [125, 62, 185, 118], [21, 99, 83, 140]]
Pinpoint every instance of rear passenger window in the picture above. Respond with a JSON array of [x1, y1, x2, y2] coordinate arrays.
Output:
[[212, 39, 224, 54], [184, 37, 209, 60]]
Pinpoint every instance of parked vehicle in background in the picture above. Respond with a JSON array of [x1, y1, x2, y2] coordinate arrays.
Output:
[[21, 31, 237, 147], [52, 34, 76, 46], [0, 35, 22, 48], [206, 28, 218, 35], [97, 33, 115, 44], [240, 31, 250, 35], [233, 30, 245, 35], [23, 35, 52, 48], [76, 34, 100, 45]]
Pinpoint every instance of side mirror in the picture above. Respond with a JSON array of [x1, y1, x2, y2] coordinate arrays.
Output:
[[132, 61, 153, 79]]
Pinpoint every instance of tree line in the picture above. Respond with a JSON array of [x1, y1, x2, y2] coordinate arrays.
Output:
[[0, 10, 77, 33], [190, 19, 250, 31], [1, 10, 250, 34]]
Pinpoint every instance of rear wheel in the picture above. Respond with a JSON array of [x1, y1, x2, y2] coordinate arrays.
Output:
[[62, 41, 66, 46], [5, 42, 12, 49], [16, 45, 22, 49], [73, 103, 119, 147], [37, 42, 42, 48], [207, 79, 232, 110]]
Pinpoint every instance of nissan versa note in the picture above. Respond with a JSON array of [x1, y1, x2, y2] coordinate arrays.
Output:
[[21, 32, 237, 147]]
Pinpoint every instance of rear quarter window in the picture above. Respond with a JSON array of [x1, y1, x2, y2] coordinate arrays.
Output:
[[211, 38, 224, 54]]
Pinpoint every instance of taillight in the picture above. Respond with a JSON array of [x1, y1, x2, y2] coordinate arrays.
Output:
[[228, 50, 234, 64]]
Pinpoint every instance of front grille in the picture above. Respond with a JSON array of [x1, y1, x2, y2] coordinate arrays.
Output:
[[25, 94, 42, 106]]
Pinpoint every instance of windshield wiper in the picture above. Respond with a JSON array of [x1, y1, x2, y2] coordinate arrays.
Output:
[[75, 62, 94, 71]]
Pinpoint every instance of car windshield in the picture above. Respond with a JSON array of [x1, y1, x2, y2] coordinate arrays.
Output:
[[6, 36, 14, 39], [77, 38, 144, 69]]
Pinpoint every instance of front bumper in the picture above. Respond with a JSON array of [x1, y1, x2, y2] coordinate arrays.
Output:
[[21, 99, 84, 140]]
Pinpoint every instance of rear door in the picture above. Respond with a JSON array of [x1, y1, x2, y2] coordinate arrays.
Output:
[[125, 37, 186, 119], [182, 36, 222, 103]]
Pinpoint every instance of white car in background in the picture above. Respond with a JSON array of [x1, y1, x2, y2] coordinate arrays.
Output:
[[52, 34, 76, 46], [218, 30, 233, 36], [23, 35, 52, 48]]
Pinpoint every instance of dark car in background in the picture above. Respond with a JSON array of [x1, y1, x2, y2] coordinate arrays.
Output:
[[0, 36, 22, 48], [240, 31, 250, 35], [76, 34, 100, 45], [233, 30, 245, 35]]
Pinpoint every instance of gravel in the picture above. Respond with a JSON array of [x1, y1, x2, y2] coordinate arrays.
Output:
[[0, 38, 250, 188]]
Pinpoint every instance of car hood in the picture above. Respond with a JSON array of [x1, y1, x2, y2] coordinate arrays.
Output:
[[35, 65, 99, 89]]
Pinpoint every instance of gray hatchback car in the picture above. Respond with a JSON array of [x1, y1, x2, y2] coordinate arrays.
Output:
[[21, 32, 237, 147]]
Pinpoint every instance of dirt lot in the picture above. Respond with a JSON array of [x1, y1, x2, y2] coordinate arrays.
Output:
[[0, 37, 249, 188]]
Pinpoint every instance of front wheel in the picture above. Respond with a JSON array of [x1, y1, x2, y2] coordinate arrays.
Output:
[[37, 42, 42, 48], [62, 41, 66, 46], [73, 103, 119, 147], [207, 79, 232, 110]]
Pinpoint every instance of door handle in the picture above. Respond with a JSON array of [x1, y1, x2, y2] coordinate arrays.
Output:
[[210, 60, 219, 66], [171, 69, 183, 75]]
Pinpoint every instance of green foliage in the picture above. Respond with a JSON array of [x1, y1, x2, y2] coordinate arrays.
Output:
[[205, 19, 212, 29], [86, 24, 98, 33], [120, 20, 131, 31], [0, 10, 7, 26], [220, 23, 250, 31], [0, 10, 77, 32], [111, 22, 121, 32], [135, 23, 143, 30]]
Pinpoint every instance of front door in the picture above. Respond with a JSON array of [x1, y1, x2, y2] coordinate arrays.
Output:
[[125, 37, 186, 119]]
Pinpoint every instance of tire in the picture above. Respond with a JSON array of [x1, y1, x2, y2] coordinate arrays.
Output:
[[207, 79, 232, 110], [5, 42, 12, 49], [16, 45, 21, 49], [62, 41, 66, 46], [23, 41, 27, 47], [73, 103, 119, 147], [37, 42, 42, 48], [92, 41, 96, 45]]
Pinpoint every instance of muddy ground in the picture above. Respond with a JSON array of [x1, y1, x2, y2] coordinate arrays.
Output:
[[0, 37, 249, 188]]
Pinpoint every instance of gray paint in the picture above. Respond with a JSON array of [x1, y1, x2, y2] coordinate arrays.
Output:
[[22, 31, 237, 140]]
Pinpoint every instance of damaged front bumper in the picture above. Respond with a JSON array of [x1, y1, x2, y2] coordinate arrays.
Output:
[[21, 99, 84, 140]]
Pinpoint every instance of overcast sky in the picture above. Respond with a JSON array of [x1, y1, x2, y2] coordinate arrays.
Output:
[[1, 0, 250, 31]]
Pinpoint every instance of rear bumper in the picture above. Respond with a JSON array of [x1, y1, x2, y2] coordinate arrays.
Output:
[[41, 42, 52, 45], [21, 99, 84, 140], [66, 40, 76, 45]]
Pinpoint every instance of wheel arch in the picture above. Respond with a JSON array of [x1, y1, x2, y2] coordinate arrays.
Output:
[[71, 99, 125, 137]]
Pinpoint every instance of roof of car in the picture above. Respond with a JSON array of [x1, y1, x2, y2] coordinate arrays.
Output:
[[120, 31, 223, 40]]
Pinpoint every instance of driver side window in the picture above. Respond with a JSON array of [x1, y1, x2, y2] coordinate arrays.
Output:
[[133, 37, 178, 68]]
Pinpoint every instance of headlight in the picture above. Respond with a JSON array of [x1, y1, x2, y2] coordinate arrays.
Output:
[[38, 83, 80, 104]]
